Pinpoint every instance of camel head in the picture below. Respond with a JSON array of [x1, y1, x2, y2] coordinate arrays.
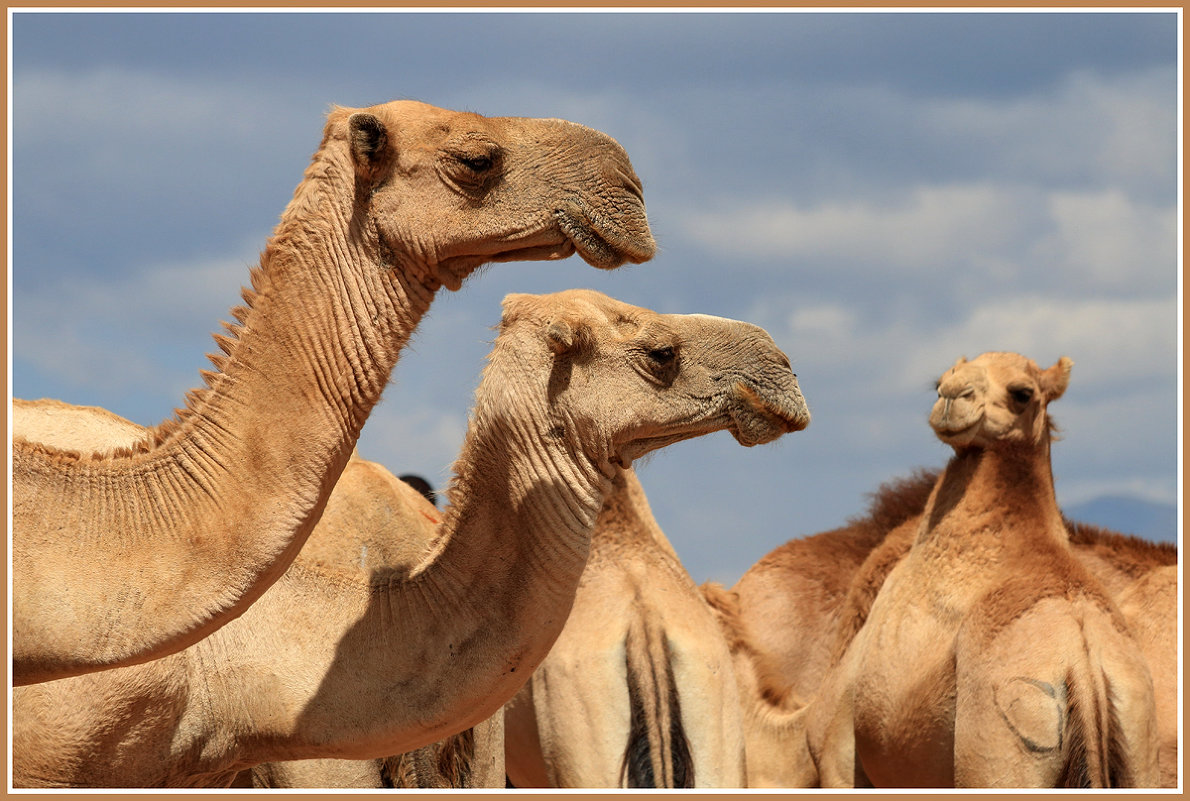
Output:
[[330, 100, 656, 291], [929, 351, 1073, 450], [494, 289, 810, 473]]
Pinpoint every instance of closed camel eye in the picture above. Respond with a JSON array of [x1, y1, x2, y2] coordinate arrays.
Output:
[[647, 346, 676, 365], [458, 154, 494, 173]]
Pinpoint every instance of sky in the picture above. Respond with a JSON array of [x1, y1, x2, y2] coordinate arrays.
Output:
[[8, 9, 1181, 587]]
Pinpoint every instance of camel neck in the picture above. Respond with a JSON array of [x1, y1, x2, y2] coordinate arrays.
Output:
[[233, 341, 609, 762], [420, 345, 607, 622], [11, 133, 438, 683], [917, 441, 1066, 556], [180, 137, 435, 463]]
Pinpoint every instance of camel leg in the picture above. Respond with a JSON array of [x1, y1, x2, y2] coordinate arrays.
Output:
[[806, 648, 869, 788]]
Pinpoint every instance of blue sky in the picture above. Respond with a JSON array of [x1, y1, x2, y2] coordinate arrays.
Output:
[[9, 10, 1180, 585]]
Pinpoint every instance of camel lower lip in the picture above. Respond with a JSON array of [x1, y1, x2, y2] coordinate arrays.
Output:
[[934, 420, 979, 441], [555, 208, 653, 269]]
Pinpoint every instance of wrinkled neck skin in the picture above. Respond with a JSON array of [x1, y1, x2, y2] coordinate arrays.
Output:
[[12, 132, 438, 684], [917, 438, 1066, 559], [197, 343, 610, 768]]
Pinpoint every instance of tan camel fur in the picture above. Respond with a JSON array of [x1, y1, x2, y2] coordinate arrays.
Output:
[[729, 485, 1175, 787], [1114, 563, 1178, 788], [13, 417, 500, 790], [828, 516, 1176, 788], [11, 100, 655, 687], [503, 467, 747, 788], [802, 352, 1159, 788], [13, 289, 809, 787], [713, 462, 1175, 785], [243, 469, 505, 791], [727, 470, 938, 709], [247, 714, 506, 789], [699, 471, 937, 787]]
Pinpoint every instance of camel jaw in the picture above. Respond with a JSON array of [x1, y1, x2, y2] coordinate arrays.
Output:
[[433, 203, 654, 290]]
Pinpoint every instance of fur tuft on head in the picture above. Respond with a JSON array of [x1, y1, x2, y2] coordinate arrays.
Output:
[[500, 292, 594, 357]]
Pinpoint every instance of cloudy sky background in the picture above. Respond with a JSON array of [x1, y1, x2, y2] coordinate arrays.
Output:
[[9, 10, 1180, 586]]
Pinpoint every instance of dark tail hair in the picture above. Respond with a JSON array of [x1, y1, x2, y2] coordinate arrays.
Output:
[[620, 616, 695, 788], [1059, 667, 1131, 788]]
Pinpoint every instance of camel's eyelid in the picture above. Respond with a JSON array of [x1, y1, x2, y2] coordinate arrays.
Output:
[[647, 345, 677, 364], [452, 141, 503, 173], [1008, 385, 1034, 403]]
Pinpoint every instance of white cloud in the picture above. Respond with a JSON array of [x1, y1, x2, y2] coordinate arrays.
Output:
[[681, 183, 1035, 273], [776, 293, 1175, 395], [680, 181, 1174, 302], [897, 295, 1177, 394], [920, 66, 1176, 192], [1033, 190, 1178, 291], [13, 67, 297, 143]]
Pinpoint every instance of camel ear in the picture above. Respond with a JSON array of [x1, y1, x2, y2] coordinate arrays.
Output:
[[1040, 356, 1073, 401], [545, 319, 578, 355], [546, 314, 597, 358], [348, 112, 390, 178]]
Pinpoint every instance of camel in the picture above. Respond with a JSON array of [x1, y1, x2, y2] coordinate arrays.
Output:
[[725, 470, 938, 710], [11, 413, 501, 790], [800, 352, 1159, 787], [12, 288, 810, 787], [503, 467, 746, 788], [11, 98, 654, 687], [716, 473, 1176, 787]]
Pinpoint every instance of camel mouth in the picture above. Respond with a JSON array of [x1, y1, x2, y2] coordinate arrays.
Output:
[[554, 205, 656, 270], [931, 417, 982, 446], [487, 240, 578, 264], [728, 383, 811, 447], [436, 237, 580, 291], [437, 204, 653, 287]]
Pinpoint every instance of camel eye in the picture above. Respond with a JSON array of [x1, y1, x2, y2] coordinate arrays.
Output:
[[1009, 387, 1033, 404], [458, 154, 493, 173], [647, 346, 676, 366]]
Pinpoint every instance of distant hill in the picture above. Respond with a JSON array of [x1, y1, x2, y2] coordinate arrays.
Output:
[[1064, 495, 1179, 544]]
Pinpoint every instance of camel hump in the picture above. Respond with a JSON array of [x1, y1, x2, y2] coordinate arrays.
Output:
[[620, 616, 694, 788], [13, 397, 147, 454]]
